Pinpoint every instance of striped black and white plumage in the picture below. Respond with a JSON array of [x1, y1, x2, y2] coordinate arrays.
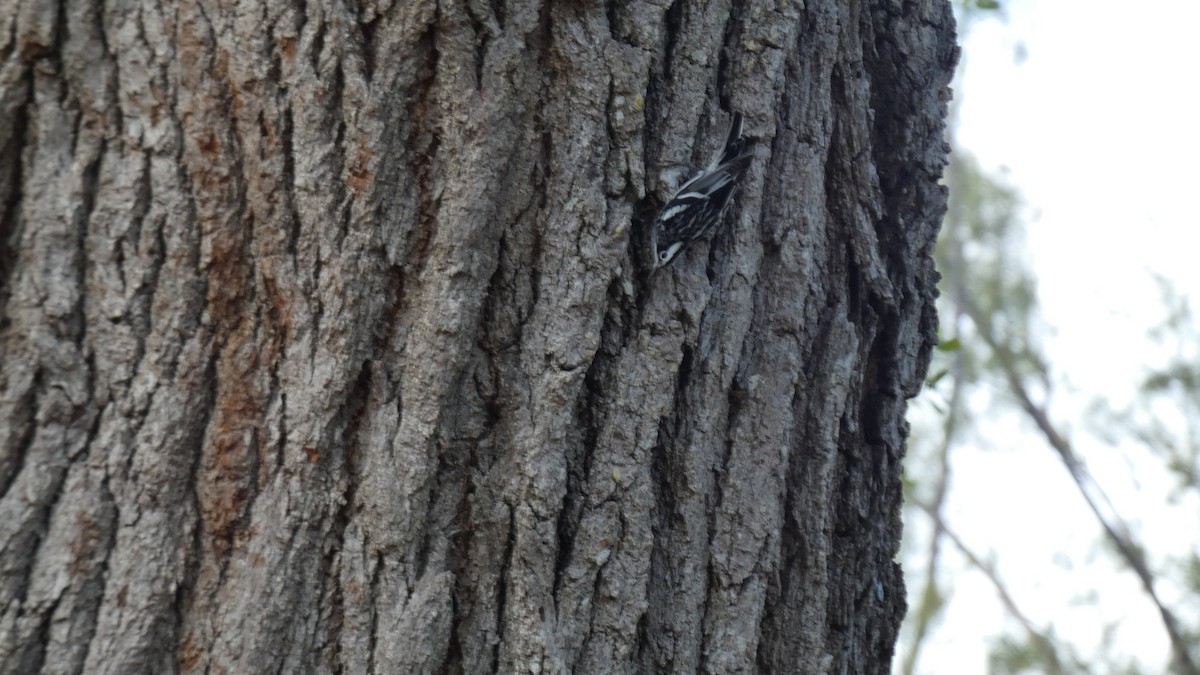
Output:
[[652, 112, 753, 269]]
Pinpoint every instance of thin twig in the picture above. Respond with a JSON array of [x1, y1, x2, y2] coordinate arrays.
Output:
[[911, 498, 1080, 675]]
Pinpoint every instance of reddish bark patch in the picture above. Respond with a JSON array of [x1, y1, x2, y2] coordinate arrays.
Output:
[[198, 130, 220, 158], [347, 145, 376, 196], [279, 36, 297, 62], [179, 633, 204, 671], [68, 510, 100, 575]]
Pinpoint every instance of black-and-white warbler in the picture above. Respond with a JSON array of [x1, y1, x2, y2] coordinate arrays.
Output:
[[651, 112, 753, 269]]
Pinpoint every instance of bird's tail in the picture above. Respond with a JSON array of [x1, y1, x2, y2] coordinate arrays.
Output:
[[712, 112, 748, 169]]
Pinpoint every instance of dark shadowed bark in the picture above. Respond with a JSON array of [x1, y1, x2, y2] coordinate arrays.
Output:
[[0, 0, 956, 672]]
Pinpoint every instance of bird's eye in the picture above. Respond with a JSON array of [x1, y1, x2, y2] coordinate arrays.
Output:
[[659, 251, 670, 261]]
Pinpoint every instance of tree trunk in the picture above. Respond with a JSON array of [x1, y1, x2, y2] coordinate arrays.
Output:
[[0, 0, 956, 672]]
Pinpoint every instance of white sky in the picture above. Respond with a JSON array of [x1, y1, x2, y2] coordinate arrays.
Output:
[[901, 1, 1200, 673]]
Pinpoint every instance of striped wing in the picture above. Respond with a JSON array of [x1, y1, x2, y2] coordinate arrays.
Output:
[[654, 153, 752, 245]]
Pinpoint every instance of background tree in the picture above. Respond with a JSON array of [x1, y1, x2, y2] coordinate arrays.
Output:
[[0, 1, 956, 672], [898, 3, 1200, 673], [904, 149, 1200, 675]]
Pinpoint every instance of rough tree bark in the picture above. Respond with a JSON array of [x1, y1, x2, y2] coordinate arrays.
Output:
[[0, 0, 956, 672]]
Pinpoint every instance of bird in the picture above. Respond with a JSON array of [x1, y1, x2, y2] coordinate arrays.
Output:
[[651, 112, 753, 269]]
